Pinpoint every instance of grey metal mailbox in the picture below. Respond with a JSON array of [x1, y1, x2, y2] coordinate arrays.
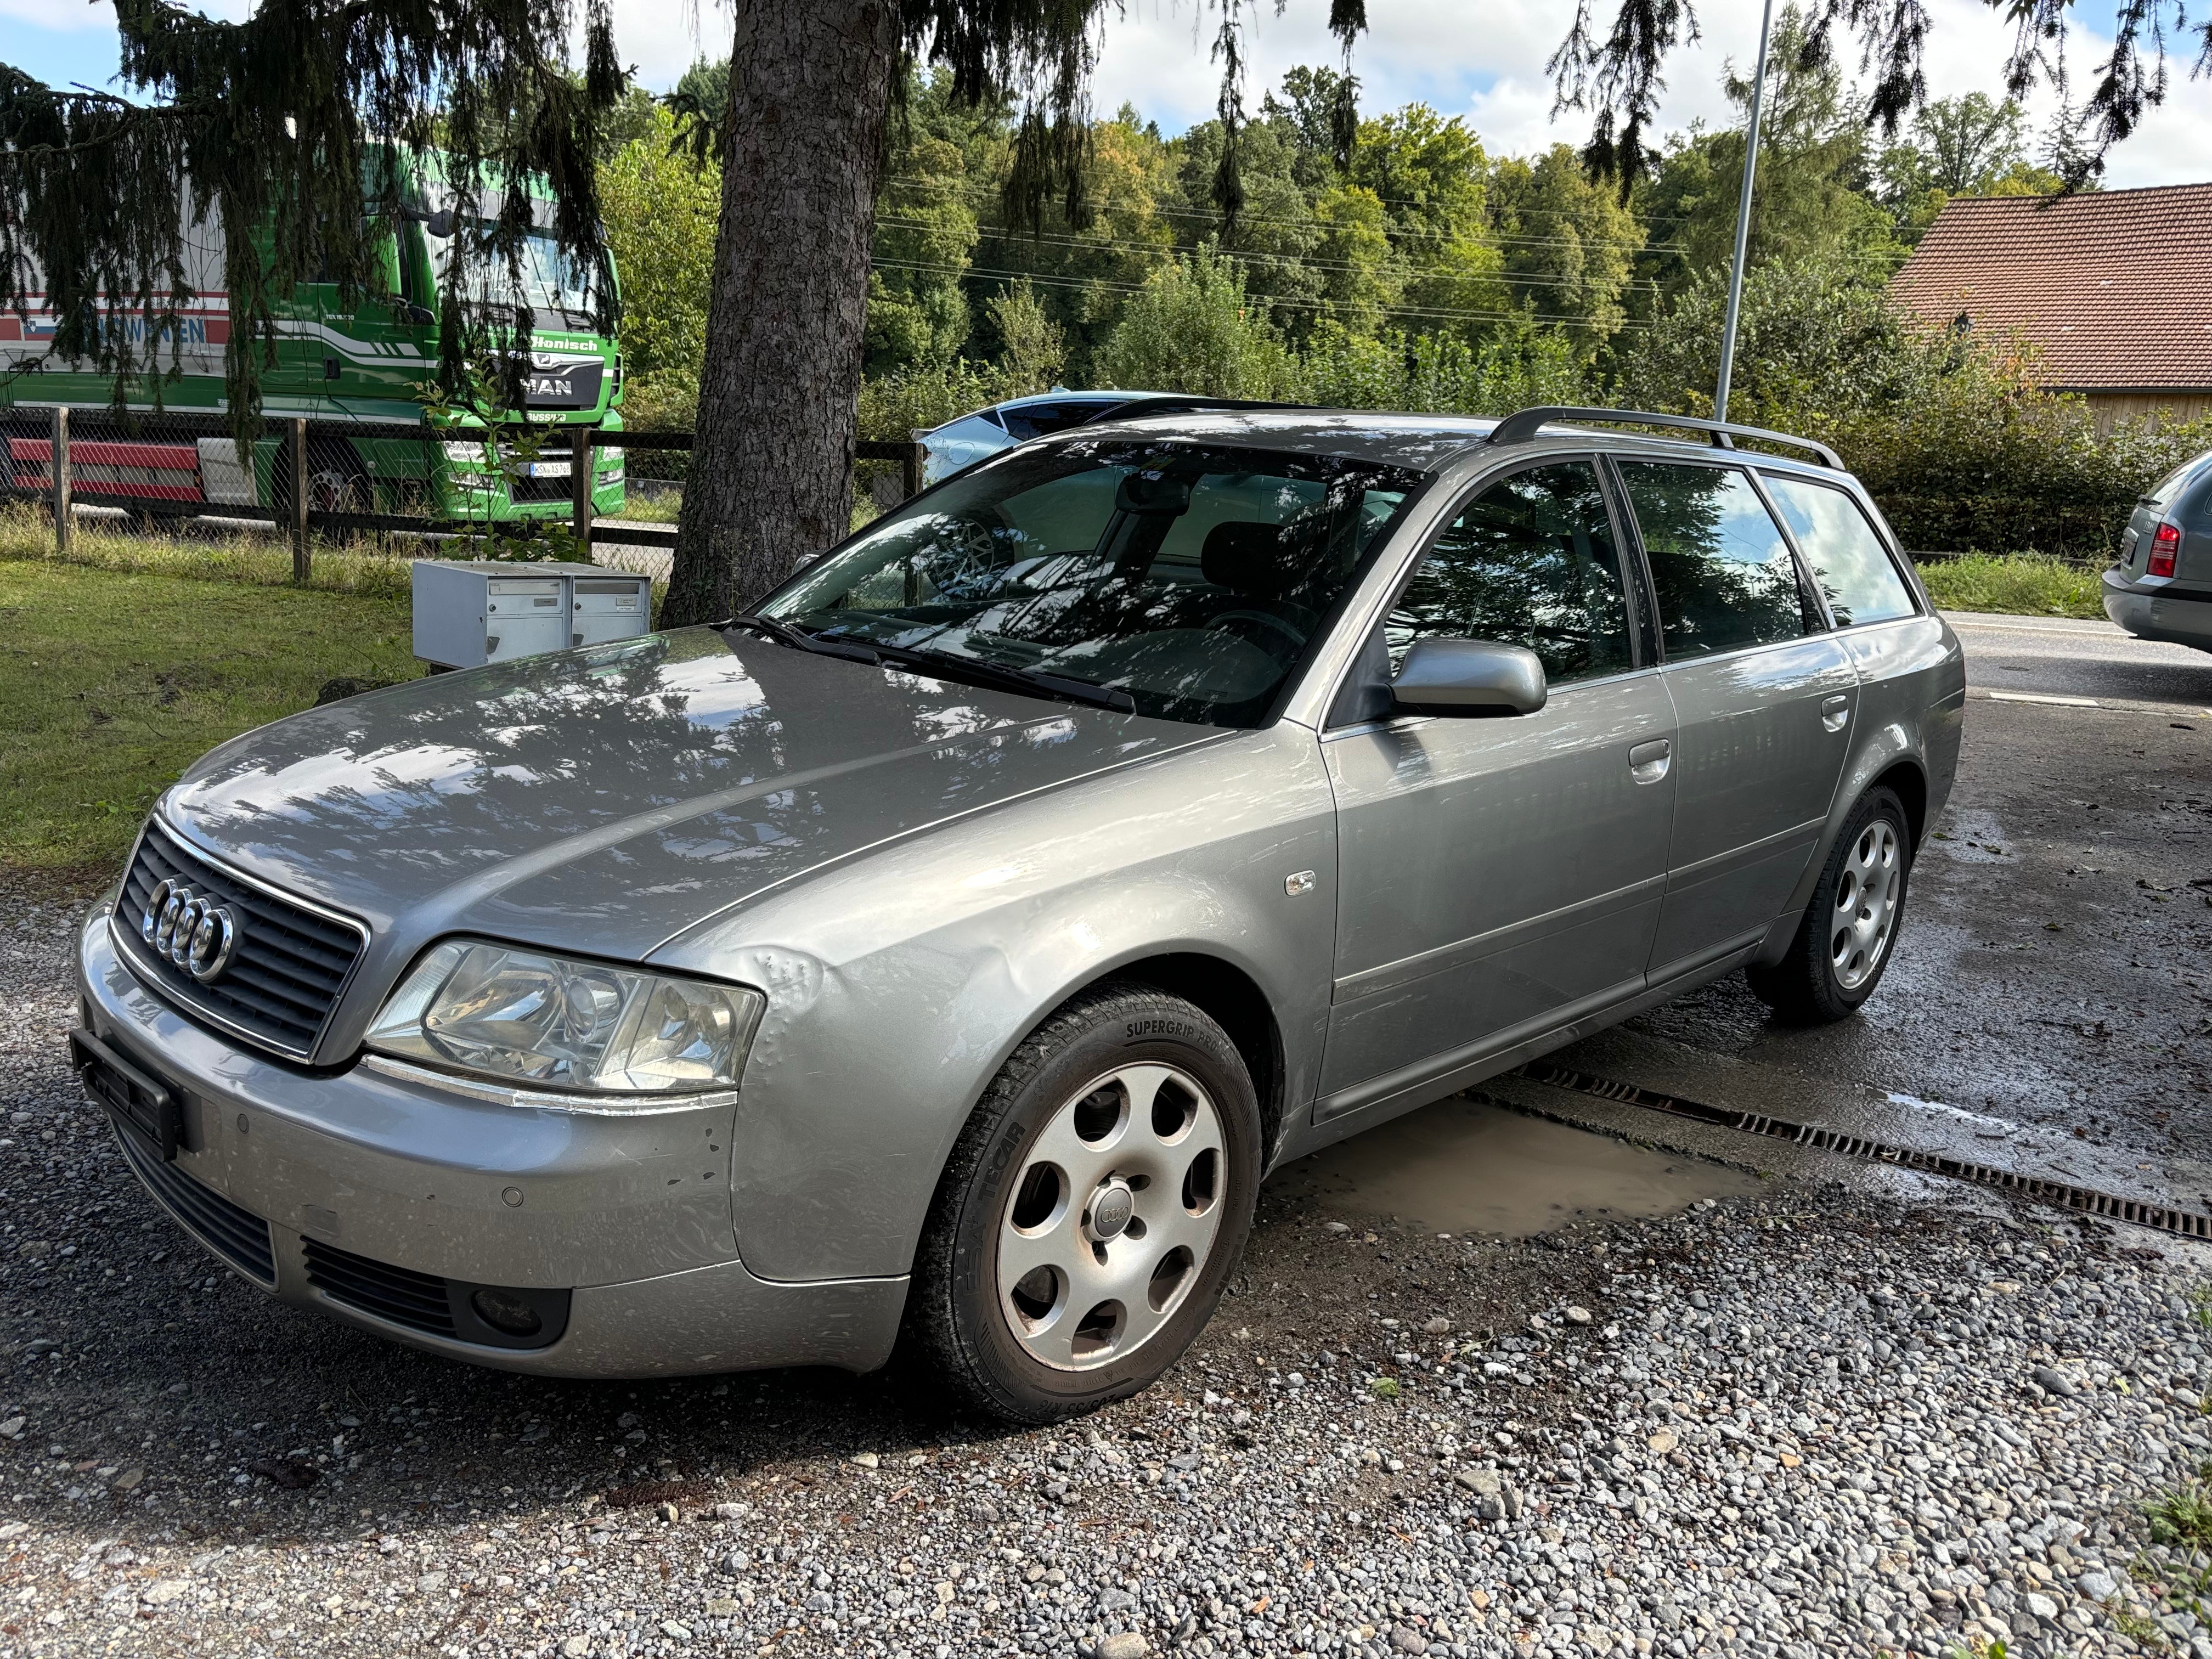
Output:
[[411, 562, 654, 669], [571, 575, 653, 647]]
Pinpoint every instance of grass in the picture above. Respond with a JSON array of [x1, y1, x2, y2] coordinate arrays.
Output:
[[0, 502, 414, 600], [1914, 552, 2108, 620], [611, 488, 682, 524], [0, 552, 416, 874], [2148, 1479, 2212, 1550]]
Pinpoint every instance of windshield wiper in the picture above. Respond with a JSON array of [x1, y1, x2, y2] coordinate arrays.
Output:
[[860, 639, 1138, 714], [725, 615, 1136, 713], [723, 614, 884, 664]]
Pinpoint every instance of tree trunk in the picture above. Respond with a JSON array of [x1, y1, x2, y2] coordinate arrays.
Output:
[[661, 1, 900, 627]]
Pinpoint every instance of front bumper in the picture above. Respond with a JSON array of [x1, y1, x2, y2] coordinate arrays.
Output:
[[74, 906, 905, 1378], [2102, 571, 2212, 652]]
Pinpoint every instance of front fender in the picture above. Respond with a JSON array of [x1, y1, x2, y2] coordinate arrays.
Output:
[[650, 725, 1336, 1282]]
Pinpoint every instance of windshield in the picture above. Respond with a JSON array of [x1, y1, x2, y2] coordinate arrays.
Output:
[[762, 439, 1424, 726], [427, 218, 595, 319]]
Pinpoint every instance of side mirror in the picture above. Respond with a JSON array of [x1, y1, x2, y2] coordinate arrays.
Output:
[[424, 209, 455, 239], [1392, 639, 1548, 717]]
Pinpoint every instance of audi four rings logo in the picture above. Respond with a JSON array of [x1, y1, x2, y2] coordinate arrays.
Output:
[[139, 879, 242, 984]]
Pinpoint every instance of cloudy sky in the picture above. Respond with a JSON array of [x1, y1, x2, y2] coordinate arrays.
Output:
[[7, 0, 2207, 188]]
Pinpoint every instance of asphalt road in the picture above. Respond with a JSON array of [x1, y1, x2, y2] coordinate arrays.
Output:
[[1945, 609, 2212, 712]]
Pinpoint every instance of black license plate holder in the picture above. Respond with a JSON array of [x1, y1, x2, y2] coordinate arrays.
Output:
[[68, 1028, 183, 1161]]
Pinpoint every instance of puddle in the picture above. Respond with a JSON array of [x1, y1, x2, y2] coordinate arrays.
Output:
[[1266, 1095, 1760, 1236]]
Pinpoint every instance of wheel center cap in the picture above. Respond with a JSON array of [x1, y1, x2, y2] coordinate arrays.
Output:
[[1088, 1180, 1135, 1241]]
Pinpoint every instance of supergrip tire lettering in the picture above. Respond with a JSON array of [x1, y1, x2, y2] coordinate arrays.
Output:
[[1125, 1018, 1194, 1040]]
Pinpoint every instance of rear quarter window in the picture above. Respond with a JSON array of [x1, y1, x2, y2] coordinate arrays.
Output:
[[1762, 475, 1919, 627]]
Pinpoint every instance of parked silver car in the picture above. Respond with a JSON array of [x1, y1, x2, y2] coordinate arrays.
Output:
[[2104, 447, 2212, 652], [74, 405, 1963, 1421]]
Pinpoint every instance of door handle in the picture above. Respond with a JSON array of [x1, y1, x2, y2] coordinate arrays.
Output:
[[1820, 693, 1851, 733], [1628, 738, 1672, 784]]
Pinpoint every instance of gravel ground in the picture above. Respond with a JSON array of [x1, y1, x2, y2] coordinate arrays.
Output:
[[7, 877, 2212, 1659]]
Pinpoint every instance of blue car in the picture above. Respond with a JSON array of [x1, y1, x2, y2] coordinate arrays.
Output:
[[921, 391, 1278, 484]]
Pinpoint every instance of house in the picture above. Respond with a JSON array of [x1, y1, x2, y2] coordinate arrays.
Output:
[[1888, 182, 2212, 431]]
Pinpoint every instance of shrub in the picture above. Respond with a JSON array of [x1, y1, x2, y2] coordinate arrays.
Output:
[[1622, 258, 2212, 557], [1092, 247, 1304, 399], [1301, 319, 1585, 416], [1836, 353, 2212, 558]]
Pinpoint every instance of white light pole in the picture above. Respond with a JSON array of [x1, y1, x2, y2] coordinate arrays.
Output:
[[1713, 0, 1776, 425]]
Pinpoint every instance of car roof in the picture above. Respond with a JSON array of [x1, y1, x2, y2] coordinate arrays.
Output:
[[992, 389, 1164, 409], [1064, 407, 1854, 481]]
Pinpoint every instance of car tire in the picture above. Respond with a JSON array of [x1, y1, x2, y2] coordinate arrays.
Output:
[[1746, 786, 1913, 1026], [906, 981, 1262, 1424]]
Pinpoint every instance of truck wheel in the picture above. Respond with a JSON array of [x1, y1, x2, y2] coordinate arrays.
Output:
[[275, 441, 370, 533], [1746, 786, 1913, 1026], [907, 983, 1261, 1424]]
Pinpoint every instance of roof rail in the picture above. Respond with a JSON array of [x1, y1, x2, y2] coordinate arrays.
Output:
[[1487, 405, 1844, 472]]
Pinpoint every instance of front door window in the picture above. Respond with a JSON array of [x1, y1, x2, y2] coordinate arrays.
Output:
[[1385, 460, 1637, 683]]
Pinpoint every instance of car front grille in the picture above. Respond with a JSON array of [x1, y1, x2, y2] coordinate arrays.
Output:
[[506, 475, 571, 503], [114, 1126, 276, 1284], [303, 1238, 461, 1338], [115, 820, 368, 1061]]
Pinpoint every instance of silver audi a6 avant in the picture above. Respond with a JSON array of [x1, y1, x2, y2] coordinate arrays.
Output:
[[74, 406, 1964, 1422]]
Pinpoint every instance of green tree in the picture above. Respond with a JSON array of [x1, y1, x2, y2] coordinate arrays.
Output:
[[1875, 95, 2067, 245], [1615, 257, 1942, 425], [1487, 145, 1640, 354], [982, 278, 1066, 390], [973, 103, 1183, 381], [600, 105, 721, 393], [1308, 183, 1400, 336], [1261, 64, 1361, 194], [1632, 7, 1901, 302], [867, 69, 1001, 376], [1092, 246, 1300, 398]]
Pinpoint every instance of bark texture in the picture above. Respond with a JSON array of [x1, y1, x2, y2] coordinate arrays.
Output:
[[663, 0, 901, 626]]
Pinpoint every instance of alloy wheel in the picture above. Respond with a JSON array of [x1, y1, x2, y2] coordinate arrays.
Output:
[[996, 1063, 1226, 1372], [1830, 819, 1901, 991]]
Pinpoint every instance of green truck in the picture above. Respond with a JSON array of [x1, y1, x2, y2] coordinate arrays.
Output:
[[2, 154, 627, 523]]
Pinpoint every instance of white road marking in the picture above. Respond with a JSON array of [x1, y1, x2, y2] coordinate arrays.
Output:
[[1985, 691, 2101, 707]]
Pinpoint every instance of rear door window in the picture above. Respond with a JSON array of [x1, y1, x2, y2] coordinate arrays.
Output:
[[1617, 461, 1810, 659], [1762, 475, 1918, 627], [1386, 460, 1636, 686]]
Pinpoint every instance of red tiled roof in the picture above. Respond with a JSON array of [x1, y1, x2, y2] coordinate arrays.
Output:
[[1888, 183, 2212, 391]]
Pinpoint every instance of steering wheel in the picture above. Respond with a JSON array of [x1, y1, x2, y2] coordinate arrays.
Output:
[[925, 516, 1002, 595], [1207, 608, 1308, 652]]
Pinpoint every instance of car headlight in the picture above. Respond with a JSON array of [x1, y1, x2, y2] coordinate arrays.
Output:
[[365, 940, 764, 1094]]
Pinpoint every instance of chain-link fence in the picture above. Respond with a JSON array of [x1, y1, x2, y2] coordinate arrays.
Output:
[[0, 405, 925, 583]]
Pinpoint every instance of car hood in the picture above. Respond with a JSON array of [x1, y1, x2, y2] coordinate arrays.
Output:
[[160, 627, 1220, 962]]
